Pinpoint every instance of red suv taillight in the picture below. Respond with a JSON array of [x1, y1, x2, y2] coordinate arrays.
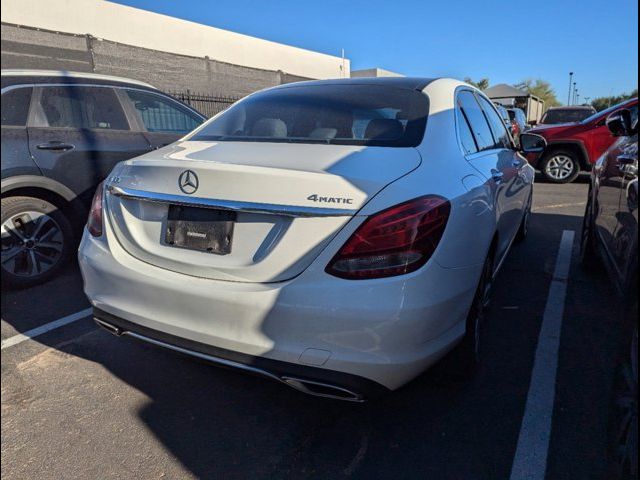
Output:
[[87, 182, 104, 237], [326, 195, 450, 280]]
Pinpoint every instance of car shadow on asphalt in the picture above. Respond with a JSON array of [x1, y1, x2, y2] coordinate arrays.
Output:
[[1, 210, 620, 479]]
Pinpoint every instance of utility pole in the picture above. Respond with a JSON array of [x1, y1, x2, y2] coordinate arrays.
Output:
[[573, 82, 577, 105], [584, 96, 591, 105], [576, 92, 580, 105], [568, 72, 574, 105]]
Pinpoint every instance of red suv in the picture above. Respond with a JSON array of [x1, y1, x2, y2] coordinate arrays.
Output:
[[527, 97, 638, 183]]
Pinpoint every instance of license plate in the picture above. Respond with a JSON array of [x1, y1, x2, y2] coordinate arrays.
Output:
[[165, 205, 235, 255]]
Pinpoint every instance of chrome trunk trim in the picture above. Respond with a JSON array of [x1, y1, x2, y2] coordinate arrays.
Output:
[[107, 185, 358, 217]]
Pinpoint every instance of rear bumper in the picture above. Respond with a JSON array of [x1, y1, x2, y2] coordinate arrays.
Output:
[[79, 210, 481, 392], [93, 307, 387, 401]]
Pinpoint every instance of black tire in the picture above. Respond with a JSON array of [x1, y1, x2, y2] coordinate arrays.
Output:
[[516, 191, 533, 242], [1, 196, 74, 289], [580, 193, 602, 271], [450, 253, 494, 378], [541, 149, 581, 184]]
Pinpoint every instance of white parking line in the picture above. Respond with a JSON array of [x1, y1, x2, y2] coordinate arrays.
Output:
[[1, 308, 93, 350], [509, 230, 575, 480]]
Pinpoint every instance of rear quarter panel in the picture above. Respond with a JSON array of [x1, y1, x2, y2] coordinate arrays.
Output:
[[370, 79, 499, 270]]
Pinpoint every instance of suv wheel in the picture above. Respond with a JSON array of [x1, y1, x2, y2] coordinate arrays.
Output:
[[541, 150, 581, 183], [1, 196, 74, 289]]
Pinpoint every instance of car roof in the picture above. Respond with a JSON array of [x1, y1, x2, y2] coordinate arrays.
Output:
[[271, 77, 438, 92], [1, 69, 155, 89]]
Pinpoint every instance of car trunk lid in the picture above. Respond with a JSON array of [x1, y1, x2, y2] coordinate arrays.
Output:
[[105, 140, 421, 283]]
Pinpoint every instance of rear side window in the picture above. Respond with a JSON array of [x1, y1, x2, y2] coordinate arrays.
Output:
[[477, 95, 511, 148], [455, 105, 478, 155], [38, 86, 129, 130], [191, 84, 429, 147], [456, 91, 495, 152], [126, 90, 202, 134], [1, 87, 33, 126]]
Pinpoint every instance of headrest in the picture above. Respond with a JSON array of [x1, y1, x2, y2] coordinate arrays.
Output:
[[251, 118, 288, 137], [309, 127, 338, 139], [365, 118, 403, 140]]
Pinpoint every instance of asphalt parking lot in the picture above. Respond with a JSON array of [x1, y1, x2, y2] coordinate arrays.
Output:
[[1, 176, 626, 480]]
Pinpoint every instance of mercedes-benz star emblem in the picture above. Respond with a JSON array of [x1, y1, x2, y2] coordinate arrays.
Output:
[[178, 170, 199, 194]]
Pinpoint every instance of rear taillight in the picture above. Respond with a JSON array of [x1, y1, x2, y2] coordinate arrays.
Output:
[[87, 182, 104, 237], [326, 195, 450, 280]]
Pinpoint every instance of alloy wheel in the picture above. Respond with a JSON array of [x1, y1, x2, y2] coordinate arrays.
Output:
[[545, 155, 576, 181], [1, 210, 65, 278]]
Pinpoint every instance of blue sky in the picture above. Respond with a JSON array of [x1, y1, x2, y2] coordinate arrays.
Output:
[[114, 0, 638, 102]]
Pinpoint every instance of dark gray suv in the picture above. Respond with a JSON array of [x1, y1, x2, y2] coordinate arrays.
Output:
[[1, 70, 206, 288]]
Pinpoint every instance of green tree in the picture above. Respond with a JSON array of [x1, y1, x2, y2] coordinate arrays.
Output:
[[515, 79, 561, 108], [591, 89, 638, 111], [464, 77, 490, 90]]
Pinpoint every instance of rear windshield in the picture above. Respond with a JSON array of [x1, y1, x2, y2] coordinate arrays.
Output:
[[541, 108, 595, 124], [189, 84, 429, 147]]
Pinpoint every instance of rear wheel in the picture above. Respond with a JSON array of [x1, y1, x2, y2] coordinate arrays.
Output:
[[1, 196, 74, 289], [541, 150, 581, 184], [451, 253, 494, 377]]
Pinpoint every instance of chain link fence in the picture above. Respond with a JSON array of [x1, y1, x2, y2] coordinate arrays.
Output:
[[168, 90, 239, 118]]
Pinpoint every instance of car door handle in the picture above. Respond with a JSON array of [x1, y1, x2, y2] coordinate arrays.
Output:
[[491, 169, 504, 183], [36, 142, 75, 152]]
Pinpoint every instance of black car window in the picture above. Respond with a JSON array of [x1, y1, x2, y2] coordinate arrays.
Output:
[[1, 87, 33, 126], [39, 86, 129, 130], [477, 95, 511, 148], [190, 84, 429, 147], [126, 90, 202, 134], [456, 90, 496, 151], [455, 101, 478, 155]]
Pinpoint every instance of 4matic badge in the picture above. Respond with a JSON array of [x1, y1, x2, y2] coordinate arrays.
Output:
[[306, 194, 354, 205]]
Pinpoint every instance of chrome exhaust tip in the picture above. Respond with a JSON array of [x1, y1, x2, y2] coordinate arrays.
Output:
[[94, 318, 123, 336], [281, 376, 364, 402]]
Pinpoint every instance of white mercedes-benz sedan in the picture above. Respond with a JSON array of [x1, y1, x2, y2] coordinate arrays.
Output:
[[79, 77, 544, 401]]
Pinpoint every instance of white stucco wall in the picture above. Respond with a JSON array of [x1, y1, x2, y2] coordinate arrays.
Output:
[[351, 68, 403, 78], [1, 0, 350, 79]]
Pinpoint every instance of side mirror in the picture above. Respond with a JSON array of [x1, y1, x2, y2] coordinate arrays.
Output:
[[529, 120, 538, 126], [519, 133, 547, 154], [606, 109, 633, 137]]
